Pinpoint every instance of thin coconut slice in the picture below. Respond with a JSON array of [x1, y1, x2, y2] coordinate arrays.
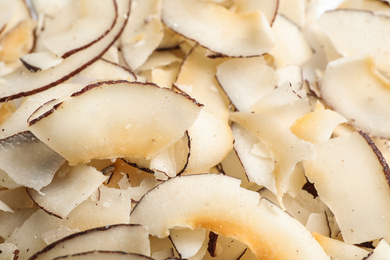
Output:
[[0, 199, 13, 212], [230, 112, 315, 205], [320, 56, 390, 138], [318, 9, 390, 71], [169, 228, 207, 259], [120, 0, 164, 70], [161, 0, 275, 57], [216, 56, 278, 112], [304, 131, 390, 244], [365, 239, 390, 259], [0, 0, 131, 103], [305, 212, 331, 237], [234, 0, 279, 25], [28, 81, 202, 165], [290, 107, 347, 143], [20, 51, 63, 72], [250, 82, 312, 127], [0, 243, 19, 260], [313, 232, 370, 259], [0, 131, 66, 191], [29, 224, 151, 260], [0, 207, 37, 239], [26, 164, 107, 219], [268, 14, 313, 68], [130, 174, 330, 259], [278, 0, 306, 28], [231, 123, 276, 193], [78, 59, 136, 83], [41, 0, 117, 58], [50, 251, 153, 260]]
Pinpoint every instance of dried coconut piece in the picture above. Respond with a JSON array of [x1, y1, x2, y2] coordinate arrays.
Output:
[[169, 228, 207, 259], [231, 123, 276, 193], [0, 0, 131, 103], [268, 14, 313, 68], [131, 174, 330, 259], [216, 56, 278, 112], [29, 224, 151, 260], [161, 0, 274, 57], [120, 0, 164, 70], [313, 233, 370, 260], [20, 51, 63, 72], [0, 199, 13, 212], [234, 0, 279, 25], [339, 0, 390, 15], [78, 59, 136, 83], [26, 164, 107, 219], [278, 0, 306, 28], [320, 56, 390, 138], [318, 9, 390, 71], [28, 81, 202, 165], [0, 131, 66, 191], [0, 243, 19, 260], [41, 0, 117, 58], [304, 132, 390, 244], [366, 239, 390, 259], [230, 112, 315, 205]]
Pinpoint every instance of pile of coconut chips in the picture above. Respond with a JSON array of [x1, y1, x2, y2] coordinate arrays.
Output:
[[1, 0, 390, 259]]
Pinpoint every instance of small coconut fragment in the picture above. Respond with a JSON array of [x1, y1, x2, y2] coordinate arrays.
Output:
[[278, 0, 306, 28], [131, 174, 329, 259], [120, 0, 164, 70], [235, 0, 279, 25], [318, 9, 390, 71], [27, 164, 107, 219], [28, 81, 202, 165], [169, 228, 207, 259], [320, 56, 390, 138], [216, 56, 278, 112], [304, 132, 390, 244], [161, 0, 274, 57], [365, 239, 390, 259], [29, 224, 151, 260], [79, 59, 136, 83], [268, 15, 313, 68], [230, 112, 315, 205], [0, 199, 13, 212], [50, 251, 154, 260], [313, 232, 370, 260], [0, 131, 66, 191]]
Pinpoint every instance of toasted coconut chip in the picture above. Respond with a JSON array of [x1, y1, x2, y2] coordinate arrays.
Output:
[[304, 132, 390, 244], [161, 0, 274, 57], [169, 228, 207, 259], [231, 123, 276, 193], [250, 82, 312, 127], [216, 56, 278, 112], [130, 174, 329, 259], [174, 46, 233, 174], [0, 0, 130, 103], [230, 112, 315, 205], [290, 107, 347, 143], [313, 233, 370, 259], [40, 0, 117, 58], [28, 81, 202, 165], [149, 132, 190, 177], [318, 9, 390, 71], [78, 59, 136, 83], [52, 251, 153, 260], [20, 51, 63, 72], [278, 0, 306, 28], [121, 0, 164, 70], [366, 239, 390, 259], [235, 0, 278, 25], [29, 224, 151, 260], [0, 83, 84, 139], [0, 18, 36, 64], [6, 210, 63, 259], [63, 186, 132, 231], [27, 164, 107, 219], [320, 56, 390, 138], [306, 212, 331, 237], [268, 14, 313, 68], [0, 131, 66, 191]]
